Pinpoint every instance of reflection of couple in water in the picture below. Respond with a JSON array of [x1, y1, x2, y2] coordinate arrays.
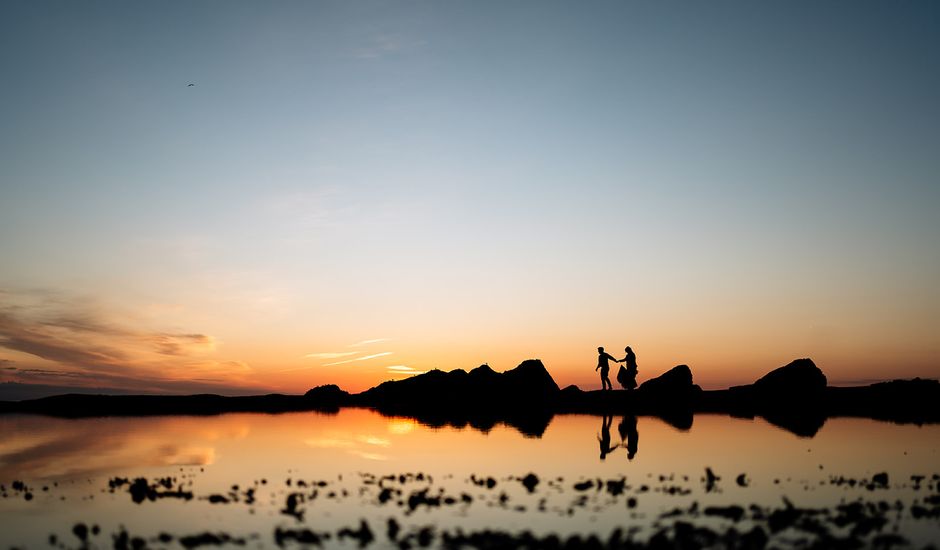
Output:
[[598, 415, 639, 460], [595, 346, 638, 390]]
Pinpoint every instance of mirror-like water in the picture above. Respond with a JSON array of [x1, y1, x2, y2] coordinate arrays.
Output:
[[1, 410, 937, 548]]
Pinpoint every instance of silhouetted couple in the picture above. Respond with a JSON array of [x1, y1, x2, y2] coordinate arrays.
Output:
[[595, 346, 638, 390], [598, 414, 639, 461]]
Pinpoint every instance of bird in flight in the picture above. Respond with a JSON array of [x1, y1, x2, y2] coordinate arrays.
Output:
[[187, 83, 195, 87]]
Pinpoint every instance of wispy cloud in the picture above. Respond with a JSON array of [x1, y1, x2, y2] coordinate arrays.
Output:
[[385, 365, 413, 372], [323, 351, 393, 367], [352, 34, 427, 60], [148, 333, 215, 356], [356, 435, 391, 447], [302, 338, 392, 363], [385, 364, 426, 378], [304, 351, 358, 360], [349, 338, 391, 347], [294, 339, 396, 372]]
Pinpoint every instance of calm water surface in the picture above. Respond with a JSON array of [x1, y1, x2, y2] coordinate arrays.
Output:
[[1, 410, 938, 548]]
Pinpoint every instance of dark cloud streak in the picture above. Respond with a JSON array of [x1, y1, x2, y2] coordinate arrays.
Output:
[[0, 289, 263, 396], [148, 333, 213, 356], [0, 311, 129, 371]]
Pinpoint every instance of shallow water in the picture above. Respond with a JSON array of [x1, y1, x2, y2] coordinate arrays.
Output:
[[1, 410, 938, 548]]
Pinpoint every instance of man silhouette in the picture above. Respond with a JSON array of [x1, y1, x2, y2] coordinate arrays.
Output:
[[596, 346, 616, 390], [598, 415, 618, 460]]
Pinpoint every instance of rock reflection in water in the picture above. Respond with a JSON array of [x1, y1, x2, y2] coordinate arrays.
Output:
[[2, 411, 940, 548]]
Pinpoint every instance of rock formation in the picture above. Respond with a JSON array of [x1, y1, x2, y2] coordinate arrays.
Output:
[[352, 360, 558, 437], [1, 357, 938, 439], [638, 364, 702, 401], [753, 358, 827, 398]]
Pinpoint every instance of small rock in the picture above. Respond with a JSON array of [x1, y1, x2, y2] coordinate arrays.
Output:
[[520, 473, 539, 494]]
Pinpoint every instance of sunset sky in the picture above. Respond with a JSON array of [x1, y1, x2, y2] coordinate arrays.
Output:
[[1, 2, 938, 397]]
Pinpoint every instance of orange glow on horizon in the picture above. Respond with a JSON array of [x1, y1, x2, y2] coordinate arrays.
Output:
[[1, 285, 937, 396]]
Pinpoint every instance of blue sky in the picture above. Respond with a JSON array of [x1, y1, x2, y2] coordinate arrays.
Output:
[[1, 1, 938, 394]]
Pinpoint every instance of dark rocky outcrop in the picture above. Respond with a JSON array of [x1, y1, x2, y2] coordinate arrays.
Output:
[[1, 357, 938, 439], [700, 359, 830, 437], [356, 360, 557, 409], [353, 360, 558, 437], [560, 384, 584, 399], [825, 378, 940, 423], [753, 358, 827, 398], [503, 359, 560, 394], [639, 364, 695, 393], [303, 384, 350, 409], [752, 358, 829, 436]]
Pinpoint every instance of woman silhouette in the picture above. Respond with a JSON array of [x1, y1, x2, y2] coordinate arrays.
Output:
[[617, 346, 638, 390], [618, 415, 639, 460]]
